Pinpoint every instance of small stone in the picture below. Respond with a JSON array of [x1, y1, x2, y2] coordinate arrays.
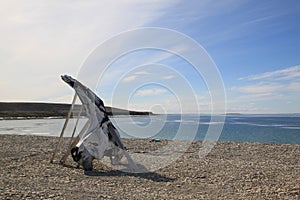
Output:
[[48, 194, 56, 198]]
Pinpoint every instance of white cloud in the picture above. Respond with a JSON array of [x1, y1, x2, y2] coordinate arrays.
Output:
[[48, 95, 74, 103], [162, 75, 175, 80], [231, 83, 282, 94], [231, 92, 279, 102], [232, 66, 300, 101], [126, 93, 205, 114], [227, 65, 300, 113], [0, 0, 177, 102], [121, 70, 152, 83], [122, 75, 137, 82], [239, 65, 300, 81], [226, 104, 270, 113], [286, 82, 300, 91], [136, 88, 167, 97], [134, 71, 151, 75]]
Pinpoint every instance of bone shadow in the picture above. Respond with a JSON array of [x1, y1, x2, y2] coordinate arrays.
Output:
[[84, 170, 175, 182], [85, 163, 175, 182], [60, 162, 175, 182]]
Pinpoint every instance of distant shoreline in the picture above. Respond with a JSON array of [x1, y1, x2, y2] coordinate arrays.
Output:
[[0, 102, 153, 119]]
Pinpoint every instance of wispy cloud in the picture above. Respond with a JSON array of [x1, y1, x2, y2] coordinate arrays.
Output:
[[231, 92, 281, 102], [162, 75, 175, 80], [243, 15, 275, 26], [286, 82, 300, 91], [122, 75, 137, 82], [0, 0, 177, 102], [239, 65, 300, 81], [228, 65, 300, 113], [136, 88, 167, 97], [121, 71, 152, 83], [134, 71, 151, 75], [231, 83, 282, 94], [226, 103, 270, 113]]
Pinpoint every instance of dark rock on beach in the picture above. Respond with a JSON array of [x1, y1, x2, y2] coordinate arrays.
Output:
[[0, 135, 299, 199]]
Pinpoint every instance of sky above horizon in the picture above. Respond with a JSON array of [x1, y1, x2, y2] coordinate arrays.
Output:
[[0, 0, 299, 114]]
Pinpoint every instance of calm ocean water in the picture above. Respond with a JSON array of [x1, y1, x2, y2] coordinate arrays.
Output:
[[0, 114, 299, 144]]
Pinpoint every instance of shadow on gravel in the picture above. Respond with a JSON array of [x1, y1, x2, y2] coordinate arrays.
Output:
[[84, 170, 175, 182], [59, 162, 175, 182]]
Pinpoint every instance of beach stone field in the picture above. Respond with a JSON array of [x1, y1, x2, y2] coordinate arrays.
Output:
[[0, 135, 299, 199]]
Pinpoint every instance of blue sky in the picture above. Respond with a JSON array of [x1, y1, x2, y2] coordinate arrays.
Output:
[[0, 0, 299, 114]]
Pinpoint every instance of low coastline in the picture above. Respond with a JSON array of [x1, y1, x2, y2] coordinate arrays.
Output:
[[0, 102, 153, 120], [1, 134, 299, 199]]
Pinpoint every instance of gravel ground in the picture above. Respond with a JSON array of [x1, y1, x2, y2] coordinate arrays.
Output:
[[0, 134, 299, 199]]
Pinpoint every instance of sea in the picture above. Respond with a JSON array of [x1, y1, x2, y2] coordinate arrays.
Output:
[[0, 114, 299, 144]]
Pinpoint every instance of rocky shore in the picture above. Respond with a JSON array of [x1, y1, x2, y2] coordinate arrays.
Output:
[[0, 134, 299, 199]]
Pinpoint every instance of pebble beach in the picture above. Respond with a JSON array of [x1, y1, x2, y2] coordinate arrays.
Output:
[[0, 134, 299, 199]]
